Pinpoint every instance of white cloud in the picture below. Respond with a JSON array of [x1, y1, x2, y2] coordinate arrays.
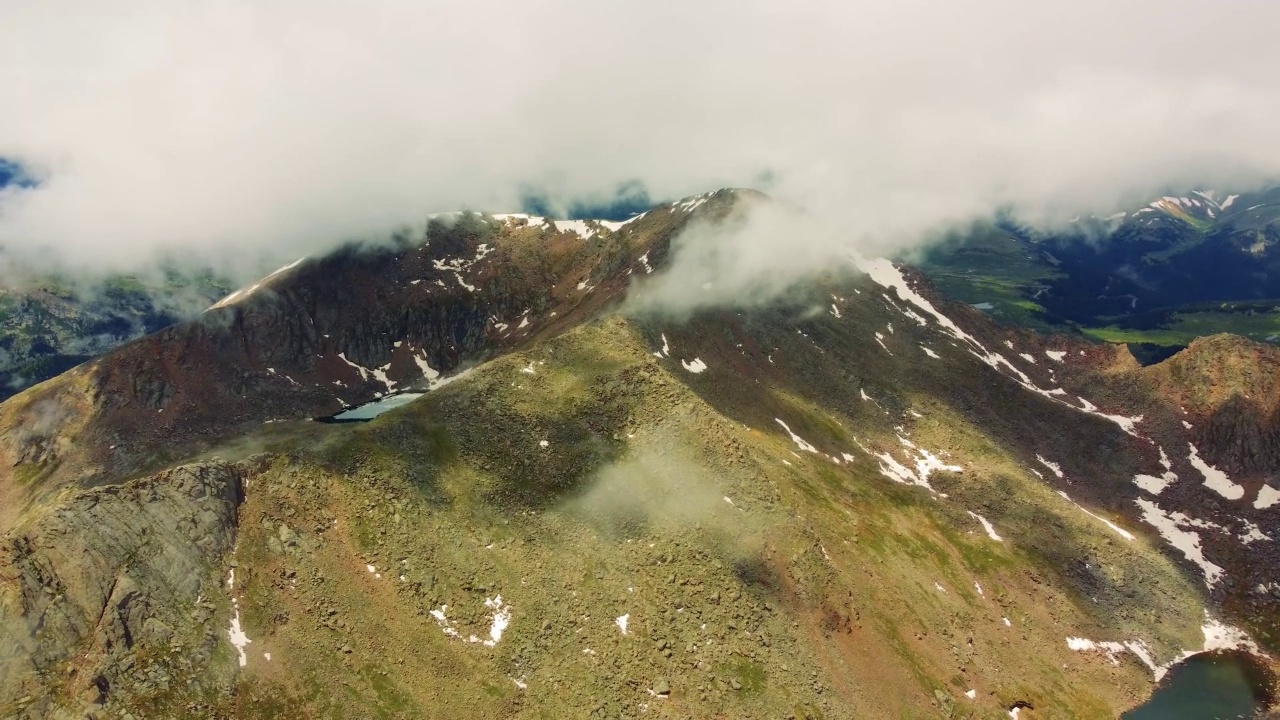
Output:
[[1, 0, 1279, 280]]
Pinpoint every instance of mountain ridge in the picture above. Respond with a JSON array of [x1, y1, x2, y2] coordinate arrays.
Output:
[[1, 189, 1278, 718]]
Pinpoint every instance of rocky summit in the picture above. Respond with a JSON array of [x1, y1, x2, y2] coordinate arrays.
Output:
[[1, 190, 1278, 719]]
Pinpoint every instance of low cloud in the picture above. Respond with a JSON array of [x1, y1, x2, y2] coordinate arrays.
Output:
[[2, 0, 1279, 285], [628, 198, 855, 316], [563, 445, 764, 561]]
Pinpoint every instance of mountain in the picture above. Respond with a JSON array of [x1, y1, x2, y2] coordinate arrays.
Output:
[[0, 190, 1277, 718], [0, 269, 232, 401], [915, 186, 1280, 360]]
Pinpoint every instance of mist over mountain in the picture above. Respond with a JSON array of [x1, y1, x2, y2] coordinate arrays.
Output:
[[5, 0, 1280, 289], [520, 181, 656, 223], [0, 192, 1276, 718], [4, 3, 1280, 719]]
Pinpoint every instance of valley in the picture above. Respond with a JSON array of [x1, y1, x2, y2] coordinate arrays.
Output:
[[914, 187, 1280, 360]]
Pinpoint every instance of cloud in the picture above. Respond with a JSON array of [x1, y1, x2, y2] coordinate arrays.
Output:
[[563, 445, 764, 559], [2, 0, 1280, 283]]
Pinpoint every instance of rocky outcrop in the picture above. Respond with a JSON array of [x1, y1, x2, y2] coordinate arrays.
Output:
[[0, 460, 243, 718], [1144, 334, 1280, 477]]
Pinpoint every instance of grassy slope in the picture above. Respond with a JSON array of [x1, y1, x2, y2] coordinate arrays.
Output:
[[176, 312, 1207, 720]]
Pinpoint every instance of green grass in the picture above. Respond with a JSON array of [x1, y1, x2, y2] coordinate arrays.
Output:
[[718, 658, 767, 695], [12, 460, 59, 488], [1084, 309, 1280, 347], [911, 229, 1065, 333], [1082, 326, 1189, 345]]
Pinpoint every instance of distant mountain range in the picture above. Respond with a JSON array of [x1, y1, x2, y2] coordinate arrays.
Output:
[[916, 185, 1280, 362], [0, 269, 230, 400]]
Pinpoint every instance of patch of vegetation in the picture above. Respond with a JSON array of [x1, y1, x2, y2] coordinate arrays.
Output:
[[12, 460, 58, 487], [1083, 307, 1280, 347], [718, 657, 767, 695]]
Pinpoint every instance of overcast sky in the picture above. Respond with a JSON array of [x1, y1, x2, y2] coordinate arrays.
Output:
[[2, 0, 1279, 280]]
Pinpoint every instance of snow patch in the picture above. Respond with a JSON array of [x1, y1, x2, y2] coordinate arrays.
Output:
[[599, 213, 645, 231], [1059, 491, 1135, 541], [775, 419, 818, 453], [615, 614, 630, 635], [1067, 637, 1128, 662], [553, 219, 597, 240], [209, 258, 306, 310], [1188, 444, 1244, 500], [228, 606, 251, 667], [676, 195, 708, 213], [875, 436, 962, 492], [1134, 499, 1223, 587], [483, 596, 511, 646], [1045, 350, 1066, 362], [491, 213, 547, 227], [429, 606, 460, 639], [429, 597, 511, 647], [265, 256, 307, 281], [1134, 446, 1178, 495], [681, 358, 707, 374], [1255, 484, 1280, 510], [855, 255, 1142, 435], [966, 511, 1003, 541], [1036, 455, 1064, 479], [874, 332, 891, 353], [1240, 519, 1270, 544], [1067, 614, 1259, 681]]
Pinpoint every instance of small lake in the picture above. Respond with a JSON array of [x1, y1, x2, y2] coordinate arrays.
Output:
[[1122, 651, 1273, 720], [316, 392, 425, 423]]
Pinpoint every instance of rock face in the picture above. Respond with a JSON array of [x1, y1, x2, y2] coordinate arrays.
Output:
[[0, 460, 243, 718], [1143, 334, 1280, 476]]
